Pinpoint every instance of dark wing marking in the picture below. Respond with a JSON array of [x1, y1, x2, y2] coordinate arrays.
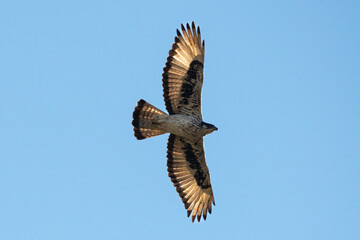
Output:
[[162, 22, 205, 118], [167, 134, 215, 222]]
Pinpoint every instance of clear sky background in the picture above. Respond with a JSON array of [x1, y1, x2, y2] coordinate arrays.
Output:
[[1, 1, 359, 239]]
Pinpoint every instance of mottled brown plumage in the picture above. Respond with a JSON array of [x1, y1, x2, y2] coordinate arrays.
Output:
[[162, 22, 205, 117], [132, 22, 216, 222], [167, 134, 215, 222]]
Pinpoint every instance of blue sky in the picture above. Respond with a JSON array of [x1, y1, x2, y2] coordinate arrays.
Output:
[[1, 0, 359, 239]]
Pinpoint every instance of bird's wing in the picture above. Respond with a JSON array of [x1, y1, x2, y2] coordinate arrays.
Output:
[[162, 22, 204, 118], [167, 134, 215, 222]]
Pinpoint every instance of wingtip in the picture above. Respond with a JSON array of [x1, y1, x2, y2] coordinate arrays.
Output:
[[176, 29, 181, 37], [174, 37, 180, 44], [181, 24, 186, 32]]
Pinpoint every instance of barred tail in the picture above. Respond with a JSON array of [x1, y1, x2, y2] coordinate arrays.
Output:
[[132, 99, 168, 140]]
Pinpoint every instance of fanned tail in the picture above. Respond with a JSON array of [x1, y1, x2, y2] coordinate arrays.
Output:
[[132, 99, 168, 140]]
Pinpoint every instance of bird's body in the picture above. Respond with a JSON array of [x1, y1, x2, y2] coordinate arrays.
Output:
[[132, 22, 217, 222], [154, 114, 215, 140]]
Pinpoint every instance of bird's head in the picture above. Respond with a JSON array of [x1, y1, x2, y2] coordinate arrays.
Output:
[[200, 122, 218, 136]]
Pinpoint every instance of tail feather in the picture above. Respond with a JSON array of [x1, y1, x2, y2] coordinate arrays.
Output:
[[132, 99, 168, 140]]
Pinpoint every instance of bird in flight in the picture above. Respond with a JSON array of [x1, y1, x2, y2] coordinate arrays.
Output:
[[132, 22, 217, 222]]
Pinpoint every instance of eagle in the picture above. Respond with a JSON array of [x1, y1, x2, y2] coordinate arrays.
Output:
[[132, 22, 217, 222]]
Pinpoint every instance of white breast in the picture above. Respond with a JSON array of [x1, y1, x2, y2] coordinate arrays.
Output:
[[155, 114, 200, 138]]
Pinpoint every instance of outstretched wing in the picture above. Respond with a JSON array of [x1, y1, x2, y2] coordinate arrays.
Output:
[[162, 22, 205, 118], [167, 134, 215, 222]]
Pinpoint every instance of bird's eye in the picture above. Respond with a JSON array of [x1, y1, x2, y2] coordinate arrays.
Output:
[[202, 123, 211, 129]]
